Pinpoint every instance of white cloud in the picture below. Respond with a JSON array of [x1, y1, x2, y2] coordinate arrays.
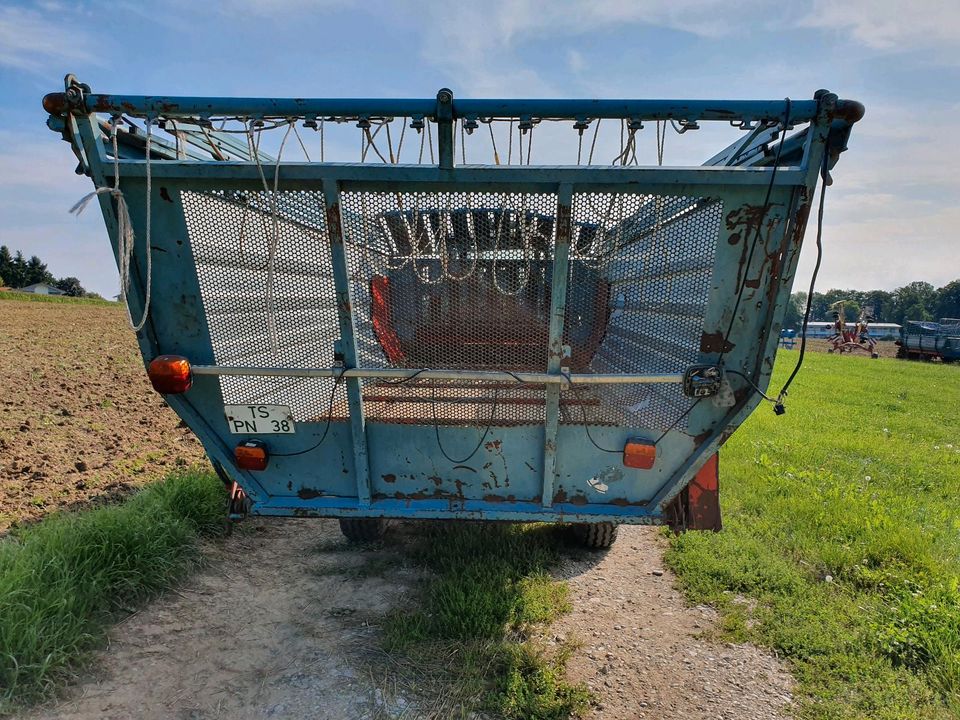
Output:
[[801, 0, 960, 52], [0, 6, 97, 73]]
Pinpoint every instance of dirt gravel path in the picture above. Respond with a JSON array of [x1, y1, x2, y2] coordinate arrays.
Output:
[[552, 525, 794, 719], [22, 520, 793, 720], [22, 519, 418, 720]]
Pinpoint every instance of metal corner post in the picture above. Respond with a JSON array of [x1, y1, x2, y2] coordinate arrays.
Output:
[[542, 184, 574, 507], [322, 179, 371, 506]]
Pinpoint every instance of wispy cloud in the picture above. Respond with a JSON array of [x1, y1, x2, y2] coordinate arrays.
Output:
[[0, 5, 97, 73], [801, 0, 960, 53]]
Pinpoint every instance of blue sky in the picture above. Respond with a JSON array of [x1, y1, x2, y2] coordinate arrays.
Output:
[[1, 0, 957, 298]]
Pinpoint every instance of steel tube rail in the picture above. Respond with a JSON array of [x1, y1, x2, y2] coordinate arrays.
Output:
[[49, 93, 823, 123], [191, 365, 683, 385]]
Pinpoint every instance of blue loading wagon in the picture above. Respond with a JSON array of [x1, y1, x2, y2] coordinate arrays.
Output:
[[43, 77, 862, 547]]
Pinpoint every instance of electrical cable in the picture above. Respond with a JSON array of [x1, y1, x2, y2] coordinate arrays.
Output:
[[773, 138, 831, 412], [271, 375, 343, 457], [432, 386, 499, 464], [724, 369, 777, 403]]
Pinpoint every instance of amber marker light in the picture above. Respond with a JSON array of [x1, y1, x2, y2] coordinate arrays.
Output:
[[147, 355, 193, 395], [235, 440, 269, 471], [623, 438, 657, 469]]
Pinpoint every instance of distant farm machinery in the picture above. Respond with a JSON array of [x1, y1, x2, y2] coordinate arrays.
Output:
[[826, 300, 879, 358], [896, 319, 960, 363]]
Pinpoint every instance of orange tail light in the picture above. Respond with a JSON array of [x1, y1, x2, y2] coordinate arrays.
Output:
[[235, 440, 269, 471], [147, 355, 192, 394], [623, 438, 657, 469]]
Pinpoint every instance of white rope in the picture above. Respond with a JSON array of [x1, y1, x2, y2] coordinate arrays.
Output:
[[487, 121, 501, 165], [265, 122, 294, 352], [70, 117, 152, 332]]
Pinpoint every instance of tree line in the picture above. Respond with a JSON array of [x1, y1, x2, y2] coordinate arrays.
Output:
[[0, 246, 98, 298], [782, 280, 960, 329]]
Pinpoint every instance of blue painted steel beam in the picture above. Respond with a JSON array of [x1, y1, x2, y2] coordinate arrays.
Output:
[[323, 179, 372, 506], [252, 496, 666, 523], [105, 161, 813, 189], [68, 93, 826, 124], [542, 184, 573, 508]]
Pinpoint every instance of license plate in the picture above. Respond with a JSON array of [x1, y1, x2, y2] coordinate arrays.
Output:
[[224, 405, 295, 434]]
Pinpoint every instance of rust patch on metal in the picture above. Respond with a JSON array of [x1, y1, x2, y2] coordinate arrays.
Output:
[[382, 473, 396, 484], [700, 331, 735, 354], [42, 92, 68, 115], [297, 487, 323, 500], [484, 439, 502, 451], [552, 488, 568, 504], [430, 475, 442, 487], [609, 497, 650, 507], [325, 201, 344, 245], [569, 494, 589, 506]]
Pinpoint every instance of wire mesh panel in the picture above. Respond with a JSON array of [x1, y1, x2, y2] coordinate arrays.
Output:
[[563, 192, 723, 430], [182, 189, 346, 421], [341, 190, 561, 425]]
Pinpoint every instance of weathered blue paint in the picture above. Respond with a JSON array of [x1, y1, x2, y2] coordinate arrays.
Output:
[[44, 81, 862, 524], [542, 184, 573, 508]]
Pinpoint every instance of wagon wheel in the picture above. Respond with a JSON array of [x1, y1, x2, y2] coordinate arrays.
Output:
[[339, 517, 389, 543], [572, 522, 618, 550]]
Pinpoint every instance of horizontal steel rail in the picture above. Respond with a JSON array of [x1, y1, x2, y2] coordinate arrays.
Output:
[[51, 93, 825, 123], [191, 365, 684, 385], [107, 160, 810, 188]]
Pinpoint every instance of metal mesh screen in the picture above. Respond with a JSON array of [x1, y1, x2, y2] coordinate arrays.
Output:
[[182, 190, 347, 422], [182, 187, 721, 431], [563, 193, 722, 429], [342, 190, 559, 425]]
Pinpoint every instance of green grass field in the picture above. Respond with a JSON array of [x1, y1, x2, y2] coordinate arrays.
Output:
[[667, 351, 960, 719], [0, 291, 117, 306]]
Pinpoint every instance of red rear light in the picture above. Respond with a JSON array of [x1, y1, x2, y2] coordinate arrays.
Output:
[[147, 355, 192, 394], [623, 438, 656, 469], [235, 440, 269, 471]]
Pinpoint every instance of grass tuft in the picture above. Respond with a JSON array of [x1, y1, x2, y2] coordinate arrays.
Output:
[[382, 522, 589, 719], [0, 469, 227, 712]]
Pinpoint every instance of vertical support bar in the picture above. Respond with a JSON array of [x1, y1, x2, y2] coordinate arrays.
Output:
[[435, 88, 455, 170], [542, 184, 574, 507], [322, 179, 371, 507]]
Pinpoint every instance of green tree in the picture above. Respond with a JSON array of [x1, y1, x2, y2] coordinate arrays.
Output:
[[935, 280, 960, 321], [782, 291, 807, 329], [892, 281, 937, 324], [0, 246, 12, 286], [10, 251, 27, 288], [862, 289, 894, 321], [24, 256, 55, 286], [55, 277, 87, 297]]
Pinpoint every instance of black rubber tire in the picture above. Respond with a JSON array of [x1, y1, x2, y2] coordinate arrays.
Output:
[[871, 352, 880, 359], [338, 517, 388, 543], [573, 522, 619, 550]]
